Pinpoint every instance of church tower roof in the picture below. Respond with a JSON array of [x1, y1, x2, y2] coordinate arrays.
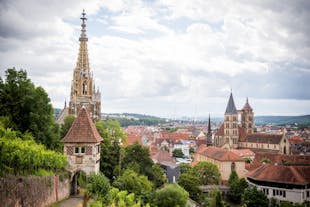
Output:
[[75, 9, 90, 72], [62, 107, 103, 143], [225, 92, 238, 114], [242, 97, 253, 110]]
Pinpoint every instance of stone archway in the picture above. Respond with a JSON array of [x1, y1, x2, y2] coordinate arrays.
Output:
[[70, 170, 87, 195]]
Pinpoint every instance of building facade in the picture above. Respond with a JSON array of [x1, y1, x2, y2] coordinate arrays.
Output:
[[194, 145, 247, 181], [61, 107, 103, 175], [247, 164, 310, 203], [214, 92, 290, 154], [214, 92, 251, 149]]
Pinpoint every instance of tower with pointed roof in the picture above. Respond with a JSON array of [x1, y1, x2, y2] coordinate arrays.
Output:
[[62, 107, 103, 175], [241, 98, 254, 134], [68, 10, 101, 122], [223, 92, 239, 149]]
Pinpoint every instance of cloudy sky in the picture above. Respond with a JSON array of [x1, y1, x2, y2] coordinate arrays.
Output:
[[1, 0, 310, 118]]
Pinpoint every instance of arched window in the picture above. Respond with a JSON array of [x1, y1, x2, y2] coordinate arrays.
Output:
[[231, 162, 236, 171], [82, 82, 87, 94]]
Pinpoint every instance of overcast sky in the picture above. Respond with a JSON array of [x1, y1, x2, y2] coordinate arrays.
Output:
[[1, 0, 310, 118]]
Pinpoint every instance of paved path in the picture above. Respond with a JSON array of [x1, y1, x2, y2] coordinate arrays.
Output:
[[56, 195, 84, 207]]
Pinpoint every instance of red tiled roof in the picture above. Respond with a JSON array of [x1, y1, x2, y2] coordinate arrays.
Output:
[[152, 150, 176, 163], [62, 108, 103, 143], [254, 153, 310, 165], [289, 136, 304, 144], [196, 144, 208, 154], [123, 134, 142, 146], [242, 100, 252, 111], [197, 146, 244, 161], [215, 124, 224, 136], [231, 149, 255, 157], [245, 133, 283, 144], [247, 164, 310, 185]]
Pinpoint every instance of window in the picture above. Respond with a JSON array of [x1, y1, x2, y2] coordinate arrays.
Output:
[[231, 162, 236, 171], [97, 145, 100, 153], [283, 191, 286, 198], [74, 146, 86, 154]]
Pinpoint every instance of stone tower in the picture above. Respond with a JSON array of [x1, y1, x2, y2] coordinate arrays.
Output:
[[61, 107, 103, 175], [223, 92, 239, 149], [68, 10, 101, 121], [241, 98, 254, 134]]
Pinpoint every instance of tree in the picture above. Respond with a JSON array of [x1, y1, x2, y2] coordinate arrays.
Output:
[[86, 173, 111, 197], [192, 161, 221, 185], [153, 184, 189, 207], [228, 170, 239, 186], [123, 143, 154, 176], [173, 148, 185, 158], [112, 169, 153, 201], [96, 120, 125, 180], [242, 186, 268, 207], [180, 163, 192, 174], [60, 115, 75, 138], [0, 68, 60, 149], [178, 173, 203, 202], [229, 177, 248, 203], [148, 164, 166, 188], [204, 188, 225, 207]]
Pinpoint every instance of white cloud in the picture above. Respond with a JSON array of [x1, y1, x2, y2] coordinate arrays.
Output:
[[0, 0, 309, 117]]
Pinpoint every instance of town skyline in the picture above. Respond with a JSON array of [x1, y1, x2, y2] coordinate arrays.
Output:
[[1, 0, 310, 118]]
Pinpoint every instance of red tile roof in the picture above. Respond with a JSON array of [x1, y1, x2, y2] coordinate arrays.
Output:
[[62, 108, 103, 143], [152, 150, 176, 163], [289, 136, 304, 144], [242, 98, 252, 111], [247, 164, 310, 185], [231, 149, 255, 157], [245, 153, 310, 171], [197, 146, 244, 161], [245, 133, 283, 144], [124, 134, 142, 146], [215, 124, 224, 136]]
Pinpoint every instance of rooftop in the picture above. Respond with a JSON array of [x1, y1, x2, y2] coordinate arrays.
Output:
[[61, 107, 103, 143]]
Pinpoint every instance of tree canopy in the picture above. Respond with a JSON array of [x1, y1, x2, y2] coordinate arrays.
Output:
[[172, 148, 185, 158], [242, 186, 268, 207], [0, 68, 60, 149], [96, 120, 125, 180], [112, 169, 152, 201], [153, 184, 189, 207], [122, 142, 154, 176], [178, 173, 203, 202], [192, 161, 221, 185]]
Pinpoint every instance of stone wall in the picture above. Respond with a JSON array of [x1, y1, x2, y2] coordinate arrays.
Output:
[[0, 175, 70, 207]]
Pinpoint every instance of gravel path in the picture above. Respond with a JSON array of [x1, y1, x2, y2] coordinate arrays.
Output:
[[56, 195, 84, 207]]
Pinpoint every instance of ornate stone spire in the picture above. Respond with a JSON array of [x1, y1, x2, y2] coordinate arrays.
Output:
[[68, 10, 101, 122], [75, 9, 90, 73]]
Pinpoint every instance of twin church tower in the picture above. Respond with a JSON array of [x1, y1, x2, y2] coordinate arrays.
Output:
[[57, 10, 101, 124]]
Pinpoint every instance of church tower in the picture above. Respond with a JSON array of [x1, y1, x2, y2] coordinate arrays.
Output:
[[69, 10, 101, 121], [223, 92, 239, 149], [206, 113, 213, 146], [241, 98, 254, 134]]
